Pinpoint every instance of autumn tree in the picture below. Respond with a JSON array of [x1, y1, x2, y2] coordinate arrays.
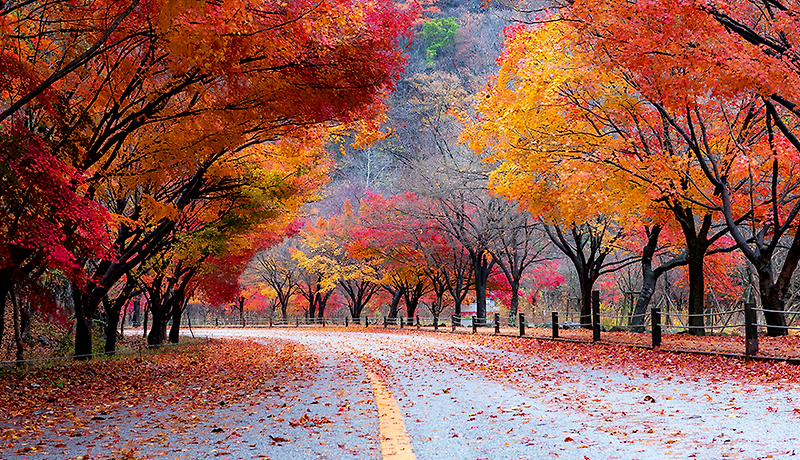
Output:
[[553, 0, 800, 335], [463, 20, 755, 334], [489, 207, 548, 325], [254, 240, 301, 322], [0, 0, 413, 357], [293, 203, 383, 323]]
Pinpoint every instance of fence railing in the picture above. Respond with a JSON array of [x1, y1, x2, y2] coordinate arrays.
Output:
[[184, 292, 799, 360]]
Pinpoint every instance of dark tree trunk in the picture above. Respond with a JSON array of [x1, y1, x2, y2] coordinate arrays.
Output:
[[453, 296, 463, 317], [143, 306, 149, 338], [403, 281, 425, 326], [508, 282, 520, 327], [544, 223, 616, 331], [105, 308, 120, 354], [631, 276, 658, 333], [147, 307, 168, 347], [168, 299, 185, 344], [472, 250, 494, 326], [20, 300, 31, 345], [578, 272, 594, 328], [386, 287, 403, 321], [10, 290, 24, 364], [758, 270, 788, 337], [746, 225, 800, 337], [103, 280, 136, 355], [73, 289, 96, 359], [0, 281, 7, 348], [672, 206, 718, 337], [308, 298, 317, 320], [632, 226, 662, 332], [349, 299, 365, 323], [686, 250, 706, 336], [316, 293, 326, 320], [131, 297, 141, 327]]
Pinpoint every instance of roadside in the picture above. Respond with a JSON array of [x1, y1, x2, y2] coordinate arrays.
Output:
[[2, 328, 799, 459]]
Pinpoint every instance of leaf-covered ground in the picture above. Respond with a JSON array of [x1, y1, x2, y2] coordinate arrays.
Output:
[[198, 328, 800, 459], [3, 328, 799, 459], [0, 338, 381, 459], [409, 324, 800, 360]]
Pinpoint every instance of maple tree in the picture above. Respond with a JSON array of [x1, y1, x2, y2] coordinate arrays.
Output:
[[0, 0, 414, 356], [294, 269, 336, 321], [489, 208, 547, 325], [293, 203, 383, 323], [254, 241, 301, 322], [463, 18, 769, 335], [350, 192, 443, 325], [557, 0, 800, 335]]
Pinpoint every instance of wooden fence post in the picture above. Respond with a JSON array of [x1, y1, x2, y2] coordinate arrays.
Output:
[[416, 315, 420, 329], [472, 316, 477, 334], [519, 313, 525, 336], [345, 316, 349, 328], [592, 290, 601, 342], [552, 311, 559, 339], [494, 313, 500, 334], [745, 302, 758, 357], [365, 317, 369, 328], [651, 307, 661, 348], [384, 316, 387, 328]]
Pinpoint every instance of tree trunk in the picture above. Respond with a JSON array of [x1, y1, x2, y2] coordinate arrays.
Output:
[[350, 302, 362, 323], [508, 280, 520, 327], [0, 281, 7, 348], [758, 270, 788, 337], [20, 300, 31, 345], [169, 301, 183, 344], [672, 206, 714, 337], [105, 309, 120, 355], [387, 288, 402, 321], [686, 251, 706, 336], [403, 282, 424, 326], [308, 297, 317, 321], [73, 289, 96, 359], [631, 226, 661, 333], [131, 297, 141, 327], [631, 271, 658, 333], [147, 307, 168, 347], [10, 290, 24, 364], [316, 294, 326, 320], [579, 273, 594, 329], [143, 306, 149, 338], [405, 301, 417, 326], [119, 301, 127, 339], [453, 296, 463, 317], [473, 250, 493, 326]]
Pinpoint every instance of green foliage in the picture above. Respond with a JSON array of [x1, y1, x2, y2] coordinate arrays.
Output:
[[422, 17, 458, 65]]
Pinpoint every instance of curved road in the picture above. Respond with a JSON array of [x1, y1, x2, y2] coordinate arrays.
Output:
[[190, 328, 800, 460]]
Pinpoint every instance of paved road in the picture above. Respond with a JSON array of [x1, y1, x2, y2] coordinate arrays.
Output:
[[190, 328, 800, 460]]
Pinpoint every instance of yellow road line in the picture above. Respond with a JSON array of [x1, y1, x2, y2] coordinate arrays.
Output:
[[362, 367, 416, 460]]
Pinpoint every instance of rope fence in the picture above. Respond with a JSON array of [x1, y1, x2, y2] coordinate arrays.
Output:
[[183, 291, 798, 360], [19, 292, 793, 366]]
